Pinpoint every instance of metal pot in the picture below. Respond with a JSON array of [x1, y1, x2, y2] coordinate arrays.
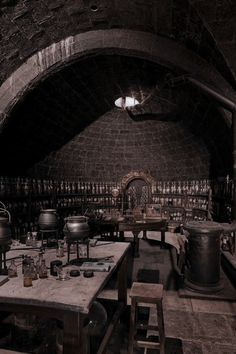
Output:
[[38, 209, 58, 230], [0, 208, 11, 246], [63, 216, 90, 240]]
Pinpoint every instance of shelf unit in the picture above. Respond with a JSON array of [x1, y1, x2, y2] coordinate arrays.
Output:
[[2, 176, 235, 238], [0, 177, 121, 238], [151, 179, 211, 224]]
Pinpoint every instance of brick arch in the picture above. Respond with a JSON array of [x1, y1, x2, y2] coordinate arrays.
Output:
[[0, 29, 235, 126], [120, 170, 156, 190]]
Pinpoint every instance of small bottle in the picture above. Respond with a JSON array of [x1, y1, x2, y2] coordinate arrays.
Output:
[[56, 241, 64, 258], [38, 259, 48, 279], [31, 233, 37, 247], [222, 235, 230, 251], [22, 255, 31, 274], [36, 252, 44, 273], [30, 259, 38, 280], [26, 232, 32, 246], [8, 259, 17, 278], [23, 264, 33, 287]]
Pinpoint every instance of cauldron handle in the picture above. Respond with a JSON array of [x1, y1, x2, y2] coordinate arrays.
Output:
[[0, 208, 11, 223], [0, 201, 7, 210]]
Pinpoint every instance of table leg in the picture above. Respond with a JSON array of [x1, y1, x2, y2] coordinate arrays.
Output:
[[117, 252, 128, 305], [63, 311, 88, 354], [132, 231, 140, 257], [119, 230, 125, 241], [161, 228, 166, 249]]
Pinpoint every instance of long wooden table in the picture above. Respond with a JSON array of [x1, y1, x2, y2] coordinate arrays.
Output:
[[98, 218, 167, 257], [0, 241, 130, 354], [118, 219, 167, 257]]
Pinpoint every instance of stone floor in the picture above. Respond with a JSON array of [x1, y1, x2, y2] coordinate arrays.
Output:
[[105, 238, 236, 354]]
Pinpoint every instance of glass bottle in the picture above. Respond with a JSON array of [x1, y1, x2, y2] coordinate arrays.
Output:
[[38, 259, 48, 279], [8, 259, 17, 278], [30, 259, 38, 280], [22, 255, 31, 274], [36, 252, 44, 273], [56, 241, 64, 258], [222, 235, 230, 251], [26, 232, 32, 246], [31, 233, 37, 247], [23, 264, 33, 287]]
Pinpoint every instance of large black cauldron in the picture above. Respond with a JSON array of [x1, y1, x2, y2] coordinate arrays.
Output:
[[63, 216, 90, 241], [38, 209, 58, 231]]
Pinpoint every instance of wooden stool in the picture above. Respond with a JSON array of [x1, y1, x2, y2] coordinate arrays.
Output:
[[128, 282, 165, 354]]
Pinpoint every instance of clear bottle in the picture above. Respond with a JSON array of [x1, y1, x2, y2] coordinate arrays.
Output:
[[38, 259, 48, 279], [56, 241, 64, 258], [8, 259, 17, 278], [26, 232, 32, 246], [23, 264, 33, 287], [30, 259, 38, 280], [36, 252, 44, 273]]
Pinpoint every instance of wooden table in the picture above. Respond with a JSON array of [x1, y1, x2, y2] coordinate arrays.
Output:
[[118, 219, 167, 257], [97, 218, 167, 257], [0, 241, 130, 354]]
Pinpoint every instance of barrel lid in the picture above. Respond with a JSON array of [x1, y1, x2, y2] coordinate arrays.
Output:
[[184, 221, 223, 234]]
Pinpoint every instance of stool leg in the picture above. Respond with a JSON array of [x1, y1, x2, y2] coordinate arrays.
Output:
[[157, 301, 165, 354], [128, 298, 136, 354]]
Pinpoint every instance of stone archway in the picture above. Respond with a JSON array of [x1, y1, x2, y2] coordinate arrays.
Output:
[[0, 29, 235, 128]]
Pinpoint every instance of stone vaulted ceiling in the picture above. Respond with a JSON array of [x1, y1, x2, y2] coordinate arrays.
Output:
[[0, 0, 235, 176]]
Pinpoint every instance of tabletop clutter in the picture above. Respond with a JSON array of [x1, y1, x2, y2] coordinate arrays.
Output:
[[4, 234, 114, 288]]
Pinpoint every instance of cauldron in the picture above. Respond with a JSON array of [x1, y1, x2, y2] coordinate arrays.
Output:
[[63, 216, 89, 240], [0, 216, 11, 246], [38, 209, 58, 231], [0, 208, 11, 246]]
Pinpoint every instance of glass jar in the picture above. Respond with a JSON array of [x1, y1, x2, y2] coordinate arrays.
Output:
[[38, 259, 48, 279], [8, 259, 17, 278], [23, 264, 32, 287]]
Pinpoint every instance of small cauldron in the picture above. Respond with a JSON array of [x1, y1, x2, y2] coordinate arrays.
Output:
[[0, 208, 11, 246], [38, 209, 58, 231], [63, 216, 90, 241]]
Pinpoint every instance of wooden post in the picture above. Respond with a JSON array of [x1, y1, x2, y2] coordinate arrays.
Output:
[[233, 110, 236, 219]]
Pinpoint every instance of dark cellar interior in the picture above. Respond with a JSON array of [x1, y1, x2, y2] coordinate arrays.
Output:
[[0, 1, 235, 353]]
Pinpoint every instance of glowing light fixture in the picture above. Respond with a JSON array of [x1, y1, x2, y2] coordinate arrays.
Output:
[[115, 96, 139, 109]]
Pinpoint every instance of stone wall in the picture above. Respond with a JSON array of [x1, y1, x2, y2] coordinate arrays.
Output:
[[29, 109, 211, 182]]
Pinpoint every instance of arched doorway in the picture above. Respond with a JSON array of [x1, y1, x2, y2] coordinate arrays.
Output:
[[120, 171, 155, 214], [126, 178, 149, 211]]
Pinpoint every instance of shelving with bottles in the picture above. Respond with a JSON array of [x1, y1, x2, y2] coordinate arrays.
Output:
[[151, 179, 212, 223], [211, 176, 234, 222], [1, 175, 235, 238], [0, 176, 121, 238]]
